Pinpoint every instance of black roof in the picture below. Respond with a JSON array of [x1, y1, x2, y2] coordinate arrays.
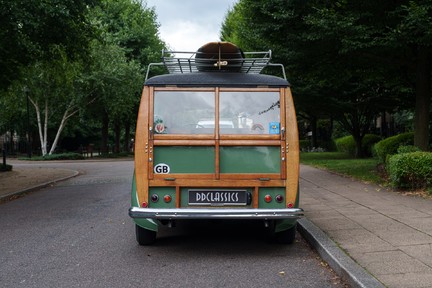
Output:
[[145, 72, 289, 88]]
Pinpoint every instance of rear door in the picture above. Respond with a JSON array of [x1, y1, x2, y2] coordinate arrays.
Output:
[[134, 86, 298, 209]]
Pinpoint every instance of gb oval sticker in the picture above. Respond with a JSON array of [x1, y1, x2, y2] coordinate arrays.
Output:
[[154, 163, 170, 174]]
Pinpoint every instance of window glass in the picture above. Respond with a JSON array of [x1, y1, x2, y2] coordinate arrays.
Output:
[[154, 91, 215, 134], [219, 92, 280, 134]]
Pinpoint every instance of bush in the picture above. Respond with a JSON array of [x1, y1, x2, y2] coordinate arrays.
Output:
[[320, 140, 337, 152], [25, 152, 85, 161], [0, 164, 13, 172], [388, 152, 432, 189], [397, 145, 421, 154], [335, 135, 355, 156], [299, 140, 311, 151], [373, 132, 414, 163], [362, 134, 382, 156], [335, 134, 381, 157]]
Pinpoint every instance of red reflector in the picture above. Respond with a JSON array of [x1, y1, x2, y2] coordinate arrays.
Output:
[[142, 202, 148, 208], [164, 195, 172, 203], [264, 195, 272, 203], [287, 202, 294, 208], [275, 195, 284, 203]]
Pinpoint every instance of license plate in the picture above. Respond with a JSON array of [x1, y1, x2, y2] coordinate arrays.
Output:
[[188, 189, 248, 206]]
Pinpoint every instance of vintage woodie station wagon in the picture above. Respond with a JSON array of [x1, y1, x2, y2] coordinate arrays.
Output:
[[129, 42, 304, 245]]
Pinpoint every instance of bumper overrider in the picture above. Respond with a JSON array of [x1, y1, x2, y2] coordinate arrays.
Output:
[[129, 207, 304, 220]]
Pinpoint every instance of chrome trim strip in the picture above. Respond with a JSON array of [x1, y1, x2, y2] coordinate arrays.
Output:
[[129, 207, 304, 220]]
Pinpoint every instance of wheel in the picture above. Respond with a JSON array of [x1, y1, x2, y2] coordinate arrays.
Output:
[[135, 224, 157, 245], [275, 224, 296, 244]]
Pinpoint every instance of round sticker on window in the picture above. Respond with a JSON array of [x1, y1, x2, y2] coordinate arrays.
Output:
[[154, 122, 165, 134], [154, 163, 170, 174]]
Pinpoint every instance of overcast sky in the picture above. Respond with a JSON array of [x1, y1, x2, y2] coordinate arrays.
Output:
[[145, 0, 238, 52]]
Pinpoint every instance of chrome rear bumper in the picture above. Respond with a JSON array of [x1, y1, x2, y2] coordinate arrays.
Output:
[[129, 207, 304, 220]]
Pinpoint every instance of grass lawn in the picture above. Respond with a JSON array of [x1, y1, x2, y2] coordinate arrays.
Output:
[[300, 152, 385, 185]]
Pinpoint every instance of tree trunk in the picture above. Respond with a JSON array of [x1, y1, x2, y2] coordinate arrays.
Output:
[[414, 47, 431, 151], [124, 121, 131, 152], [48, 104, 78, 155], [114, 120, 121, 154], [43, 99, 48, 155], [310, 116, 318, 148], [101, 111, 109, 155], [380, 111, 388, 137], [49, 116, 67, 155], [29, 97, 47, 156], [354, 134, 364, 158]]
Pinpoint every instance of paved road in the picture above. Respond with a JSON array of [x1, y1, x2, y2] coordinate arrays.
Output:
[[0, 160, 348, 287]]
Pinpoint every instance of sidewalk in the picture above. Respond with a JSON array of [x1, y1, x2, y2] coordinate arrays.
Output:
[[0, 165, 78, 201], [300, 165, 432, 288]]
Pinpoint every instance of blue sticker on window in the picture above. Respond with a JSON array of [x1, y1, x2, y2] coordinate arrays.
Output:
[[269, 122, 280, 134]]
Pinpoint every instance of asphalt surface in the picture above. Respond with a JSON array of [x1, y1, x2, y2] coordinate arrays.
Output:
[[4, 158, 431, 287], [0, 159, 349, 288]]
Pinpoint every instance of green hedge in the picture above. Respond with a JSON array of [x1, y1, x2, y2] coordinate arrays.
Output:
[[373, 132, 414, 163], [335, 134, 381, 157], [335, 135, 355, 155], [299, 140, 310, 151], [388, 151, 432, 190], [0, 164, 13, 172], [397, 145, 421, 154], [23, 152, 85, 161]]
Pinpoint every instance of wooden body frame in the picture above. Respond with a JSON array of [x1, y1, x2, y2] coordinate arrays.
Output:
[[134, 86, 299, 209]]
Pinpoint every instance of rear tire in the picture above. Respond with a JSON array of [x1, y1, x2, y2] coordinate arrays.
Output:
[[275, 224, 296, 244], [135, 224, 157, 245]]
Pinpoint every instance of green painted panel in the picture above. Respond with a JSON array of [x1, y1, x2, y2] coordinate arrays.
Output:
[[154, 146, 215, 173], [220, 146, 280, 173], [258, 187, 286, 209], [148, 187, 176, 208], [131, 171, 138, 207], [131, 172, 159, 232]]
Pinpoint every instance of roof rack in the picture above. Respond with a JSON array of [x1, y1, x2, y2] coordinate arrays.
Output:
[[145, 49, 286, 81]]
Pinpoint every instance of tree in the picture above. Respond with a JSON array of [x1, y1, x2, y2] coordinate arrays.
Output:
[[17, 47, 90, 156], [0, 0, 96, 90], [84, 41, 142, 154], [306, 1, 431, 151], [88, 0, 166, 153], [1, 0, 166, 156], [383, 1, 432, 150], [221, 0, 425, 156]]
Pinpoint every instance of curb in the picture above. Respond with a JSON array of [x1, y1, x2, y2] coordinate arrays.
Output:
[[297, 218, 385, 288], [0, 170, 80, 203]]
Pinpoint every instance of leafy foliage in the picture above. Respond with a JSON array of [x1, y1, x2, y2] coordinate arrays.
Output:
[[0, 0, 97, 90], [0, 164, 13, 172], [388, 152, 432, 189], [397, 145, 421, 154], [221, 0, 432, 153], [335, 134, 381, 157], [23, 152, 85, 161], [1, 0, 166, 156], [86, 0, 166, 153], [373, 132, 414, 163]]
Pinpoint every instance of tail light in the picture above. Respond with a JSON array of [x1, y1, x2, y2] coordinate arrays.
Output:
[[164, 195, 172, 203], [264, 195, 272, 203]]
